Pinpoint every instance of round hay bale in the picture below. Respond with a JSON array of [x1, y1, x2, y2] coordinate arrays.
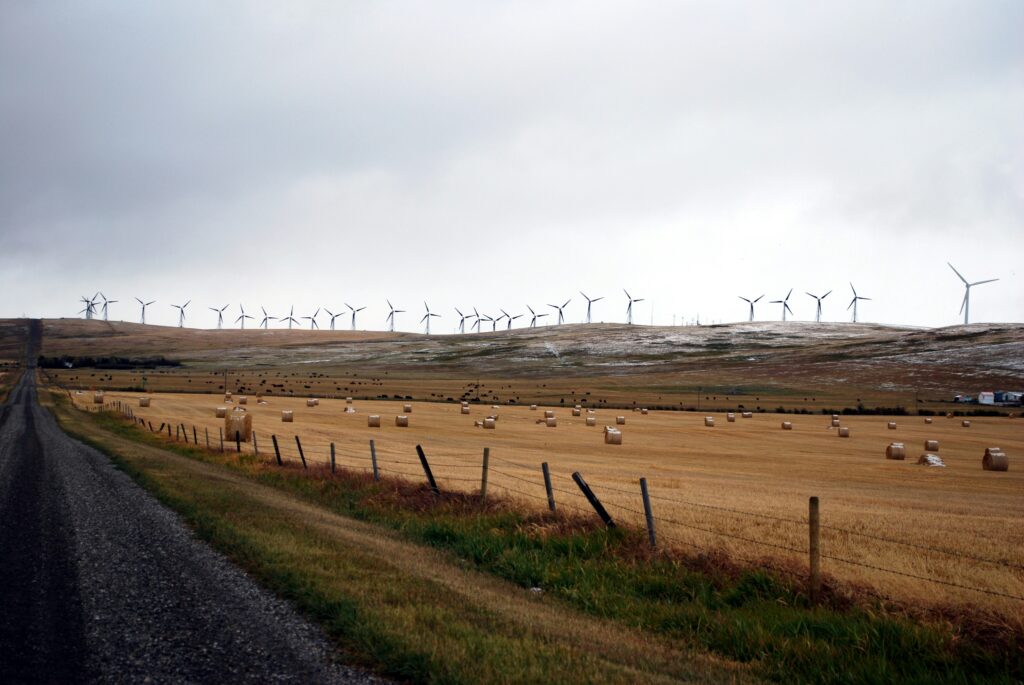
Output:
[[224, 410, 252, 442], [887, 421, 897, 429], [983, 448, 1008, 471], [741, 411, 753, 419], [346, 397, 353, 404], [918, 453, 945, 467], [483, 417, 496, 429], [306, 398, 317, 407], [781, 421, 793, 430], [838, 427, 850, 438], [886, 443, 906, 460], [924, 417, 933, 424], [830, 419, 840, 427], [93, 392, 104, 404], [461, 406, 470, 415], [640, 408, 649, 415], [726, 413, 736, 422], [544, 410, 555, 419], [616, 416, 626, 425], [224, 392, 232, 401], [545, 417, 557, 427], [530, 405, 538, 411], [404, 404, 413, 413], [281, 410, 294, 423], [239, 396, 248, 405], [367, 415, 381, 427], [961, 420, 971, 428], [605, 429, 622, 445], [585, 416, 597, 426], [924, 439, 939, 451], [395, 415, 409, 427], [461, 401, 469, 408], [572, 408, 581, 417], [704, 416, 714, 427], [139, 397, 151, 407], [831, 414, 839, 420], [946, 412, 954, 419], [215, 406, 228, 418]]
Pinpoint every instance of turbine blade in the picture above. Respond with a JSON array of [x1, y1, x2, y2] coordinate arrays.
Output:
[[971, 278, 998, 286], [947, 262, 967, 284]]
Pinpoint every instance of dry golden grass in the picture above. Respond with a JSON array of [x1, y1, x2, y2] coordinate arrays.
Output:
[[85, 389, 1024, 617]]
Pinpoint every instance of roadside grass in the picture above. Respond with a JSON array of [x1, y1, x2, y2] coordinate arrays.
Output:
[[51, 394, 1024, 684]]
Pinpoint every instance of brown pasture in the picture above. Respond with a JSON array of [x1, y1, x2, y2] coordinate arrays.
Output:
[[89, 390, 1024, 617]]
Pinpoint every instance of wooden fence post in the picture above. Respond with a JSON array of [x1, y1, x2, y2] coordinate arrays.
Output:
[[640, 477, 656, 548], [542, 462, 555, 512], [193, 425, 198, 444], [415, 444, 440, 496], [205, 427, 210, 449], [809, 496, 821, 606], [272, 434, 282, 466], [252, 431, 259, 456], [219, 427, 224, 452], [295, 435, 307, 469], [571, 472, 616, 528], [480, 447, 490, 503], [330, 442, 336, 474], [181, 424, 188, 443], [235, 430, 241, 453], [370, 439, 379, 481]]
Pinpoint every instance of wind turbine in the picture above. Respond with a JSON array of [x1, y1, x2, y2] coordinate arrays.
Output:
[[805, 291, 831, 323], [301, 308, 320, 330], [99, 293, 117, 321], [548, 299, 571, 325], [420, 302, 441, 334], [346, 303, 366, 330], [259, 307, 273, 329], [527, 305, 549, 328], [504, 311, 523, 330], [579, 292, 604, 324], [738, 295, 763, 322], [769, 289, 793, 322], [948, 263, 998, 325], [280, 305, 300, 329], [494, 310, 509, 330], [385, 300, 405, 332], [624, 290, 643, 325], [236, 304, 254, 329], [209, 304, 229, 329], [135, 297, 155, 324], [323, 308, 343, 331], [847, 283, 871, 323], [79, 295, 96, 319], [479, 312, 494, 332], [471, 308, 484, 333], [455, 307, 470, 333], [171, 300, 190, 328]]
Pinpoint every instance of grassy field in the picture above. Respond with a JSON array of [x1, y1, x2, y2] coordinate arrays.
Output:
[[78, 388, 1024, 617], [46, 388, 1024, 684]]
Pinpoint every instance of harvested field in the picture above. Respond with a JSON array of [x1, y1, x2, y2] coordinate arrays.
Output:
[[83, 389, 1024, 617]]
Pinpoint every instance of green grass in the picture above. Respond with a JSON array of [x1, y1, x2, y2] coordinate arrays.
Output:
[[58, 400, 1024, 684]]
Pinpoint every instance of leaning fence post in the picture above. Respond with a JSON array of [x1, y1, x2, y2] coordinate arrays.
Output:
[[571, 471, 616, 528], [542, 462, 555, 512], [193, 425, 198, 444], [219, 427, 224, 452], [809, 496, 821, 606], [640, 478, 656, 548], [182, 424, 188, 443], [252, 431, 259, 456], [272, 434, 283, 466], [295, 435, 307, 469], [416, 444, 440, 496], [330, 443, 336, 474], [369, 439, 379, 481], [480, 447, 490, 503], [235, 430, 241, 453]]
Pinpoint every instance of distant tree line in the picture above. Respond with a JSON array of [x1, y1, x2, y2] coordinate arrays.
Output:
[[37, 355, 181, 370]]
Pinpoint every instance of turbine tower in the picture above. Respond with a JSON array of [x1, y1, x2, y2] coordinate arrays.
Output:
[[386, 300, 404, 332], [769, 289, 793, 322], [548, 299, 571, 325], [579, 291, 604, 324], [79, 294, 99, 320], [455, 307, 470, 333], [236, 304, 254, 329], [324, 308, 344, 331], [301, 308, 320, 330], [99, 293, 117, 321], [738, 295, 763, 322], [624, 290, 643, 325], [209, 304, 229, 329], [527, 305, 548, 328], [471, 308, 483, 333], [505, 311, 523, 330], [948, 263, 998, 325], [259, 307, 273, 329], [135, 297, 155, 324], [346, 302, 366, 331], [420, 302, 441, 334], [171, 300, 190, 328], [280, 306, 300, 329], [847, 283, 871, 323], [805, 291, 831, 323]]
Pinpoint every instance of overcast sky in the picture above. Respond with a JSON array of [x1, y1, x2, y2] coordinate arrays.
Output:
[[1, 1, 1021, 331]]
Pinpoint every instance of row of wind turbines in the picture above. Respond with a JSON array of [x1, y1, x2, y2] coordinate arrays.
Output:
[[77, 263, 997, 332]]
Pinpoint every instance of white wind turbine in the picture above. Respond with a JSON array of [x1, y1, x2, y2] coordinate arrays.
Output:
[[548, 299, 571, 325], [624, 290, 643, 325], [471, 308, 484, 333], [99, 293, 117, 321], [502, 309, 523, 330], [527, 305, 548, 328], [135, 297, 155, 324], [209, 304, 229, 329], [805, 290, 831, 323], [421, 302, 441, 334], [847, 283, 871, 323], [948, 263, 998, 325], [324, 308, 345, 331], [769, 289, 793, 322], [738, 295, 763, 322], [580, 291, 604, 324], [302, 308, 320, 330], [259, 307, 273, 329], [171, 300, 190, 328], [280, 306, 300, 329], [346, 302, 366, 330], [235, 304, 254, 329], [386, 300, 404, 332], [455, 307, 470, 333]]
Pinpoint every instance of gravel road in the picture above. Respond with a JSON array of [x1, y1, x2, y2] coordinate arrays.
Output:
[[0, 322, 385, 684]]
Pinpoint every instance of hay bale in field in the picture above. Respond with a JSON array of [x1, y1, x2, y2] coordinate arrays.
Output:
[[224, 393, 232, 402], [461, 401, 469, 407], [831, 414, 839, 421], [139, 397, 151, 407], [924, 439, 939, 451], [831, 419, 840, 427], [887, 421, 897, 429], [640, 408, 649, 415], [404, 404, 413, 412], [239, 396, 248, 405], [924, 417, 933, 424], [281, 410, 294, 423], [367, 415, 381, 427], [983, 448, 1008, 471], [838, 427, 850, 438], [530, 405, 538, 410], [461, 406, 470, 415], [781, 421, 793, 430], [886, 443, 906, 460], [704, 416, 715, 427], [946, 412, 954, 419], [215, 406, 228, 418], [483, 417, 496, 429], [544, 410, 555, 419], [545, 417, 557, 427], [346, 397, 353, 404], [572, 408, 581, 416], [224, 410, 252, 442], [961, 420, 971, 428], [306, 399, 316, 407], [616, 416, 626, 425], [93, 392, 104, 404], [741, 411, 753, 419], [585, 416, 597, 426], [395, 415, 409, 427], [475, 420, 483, 428], [604, 428, 622, 445], [726, 413, 735, 422], [344, 407, 356, 413], [917, 453, 945, 467]]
